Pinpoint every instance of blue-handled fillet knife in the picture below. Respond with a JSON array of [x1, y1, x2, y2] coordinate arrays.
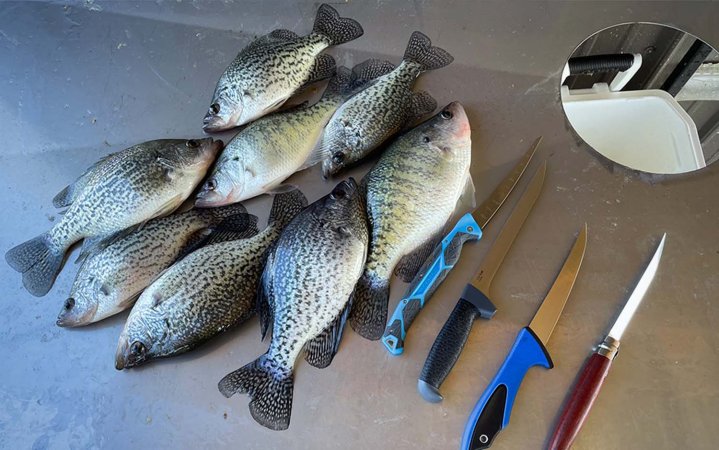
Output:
[[382, 137, 542, 355]]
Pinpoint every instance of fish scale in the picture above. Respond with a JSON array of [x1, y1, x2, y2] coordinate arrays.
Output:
[[349, 102, 473, 341]]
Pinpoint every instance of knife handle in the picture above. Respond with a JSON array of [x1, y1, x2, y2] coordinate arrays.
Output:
[[417, 299, 481, 403], [382, 213, 482, 355], [547, 352, 613, 450], [461, 327, 553, 450]]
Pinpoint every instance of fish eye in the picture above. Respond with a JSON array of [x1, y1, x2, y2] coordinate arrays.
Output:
[[210, 103, 220, 114], [99, 283, 110, 296], [332, 152, 345, 164], [206, 178, 217, 191], [440, 110, 453, 120], [330, 188, 347, 200], [64, 298, 75, 310], [186, 139, 200, 148], [130, 341, 146, 356], [423, 136, 431, 143]]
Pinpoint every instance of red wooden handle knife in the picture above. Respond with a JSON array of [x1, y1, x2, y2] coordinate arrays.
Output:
[[547, 234, 666, 450]]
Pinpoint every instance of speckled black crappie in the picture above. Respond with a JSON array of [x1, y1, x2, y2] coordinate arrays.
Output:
[[350, 102, 474, 340], [5, 138, 221, 297], [56, 202, 252, 327], [115, 190, 307, 370], [319, 31, 453, 177], [218, 179, 368, 431], [202, 4, 363, 132]]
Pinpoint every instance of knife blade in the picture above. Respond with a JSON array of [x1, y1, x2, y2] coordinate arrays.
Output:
[[382, 137, 543, 355], [417, 161, 546, 403], [547, 233, 666, 450], [461, 224, 587, 450]]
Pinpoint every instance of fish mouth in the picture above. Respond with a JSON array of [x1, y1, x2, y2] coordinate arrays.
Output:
[[195, 186, 231, 208], [115, 337, 148, 370], [321, 160, 336, 179], [202, 114, 231, 133], [204, 138, 224, 158], [56, 297, 97, 328]]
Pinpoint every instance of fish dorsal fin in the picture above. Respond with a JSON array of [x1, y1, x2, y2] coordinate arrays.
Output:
[[407, 90, 437, 123], [304, 297, 352, 368], [393, 229, 445, 283], [305, 54, 336, 85], [52, 151, 119, 208], [244, 29, 299, 54], [75, 225, 141, 264], [350, 59, 395, 92]]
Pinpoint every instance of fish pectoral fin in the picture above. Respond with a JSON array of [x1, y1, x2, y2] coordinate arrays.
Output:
[[261, 96, 289, 116], [394, 229, 445, 283], [304, 297, 352, 369], [258, 242, 278, 341], [298, 141, 328, 171], [117, 290, 143, 310], [154, 194, 184, 218], [454, 171, 477, 216]]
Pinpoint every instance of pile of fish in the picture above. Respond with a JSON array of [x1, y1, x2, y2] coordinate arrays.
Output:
[[5, 3, 473, 431]]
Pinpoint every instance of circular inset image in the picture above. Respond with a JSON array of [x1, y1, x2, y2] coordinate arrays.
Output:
[[561, 22, 719, 174]]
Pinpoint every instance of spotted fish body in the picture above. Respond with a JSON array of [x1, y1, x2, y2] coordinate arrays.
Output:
[[349, 102, 473, 340], [114, 190, 307, 370], [196, 67, 356, 207], [56, 203, 251, 327], [202, 4, 363, 132], [5, 138, 221, 297], [218, 179, 368, 431], [319, 31, 453, 177]]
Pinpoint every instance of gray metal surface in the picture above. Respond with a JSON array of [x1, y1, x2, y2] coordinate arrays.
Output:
[[1, 1, 718, 449]]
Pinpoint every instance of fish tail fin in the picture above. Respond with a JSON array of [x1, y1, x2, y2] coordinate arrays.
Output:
[[218, 354, 294, 431], [349, 272, 390, 340], [312, 4, 364, 46], [403, 31, 454, 72], [5, 233, 65, 297], [268, 189, 308, 229]]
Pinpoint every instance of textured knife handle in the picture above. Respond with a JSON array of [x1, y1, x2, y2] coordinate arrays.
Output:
[[417, 299, 480, 403], [547, 353, 613, 450], [382, 213, 482, 355], [462, 328, 553, 450]]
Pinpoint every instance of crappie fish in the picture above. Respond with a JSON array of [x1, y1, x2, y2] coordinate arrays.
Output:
[[196, 66, 356, 207], [6, 138, 221, 297], [56, 202, 251, 327], [350, 102, 474, 340], [218, 179, 368, 431], [202, 4, 363, 132], [319, 31, 454, 177], [115, 190, 307, 370]]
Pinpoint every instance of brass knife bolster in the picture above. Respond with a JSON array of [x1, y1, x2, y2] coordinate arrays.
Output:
[[597, 336, 620, 360]]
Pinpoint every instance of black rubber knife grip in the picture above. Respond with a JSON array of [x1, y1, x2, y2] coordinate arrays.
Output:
[[420, 299, 480, 393], [568, 54, 634, 75]]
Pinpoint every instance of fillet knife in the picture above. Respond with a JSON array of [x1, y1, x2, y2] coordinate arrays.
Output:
[[418, 162, 547, 403], [461, 224, 588, 450], [547, 233, 666, 450], [382, 137, 543, 355]]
